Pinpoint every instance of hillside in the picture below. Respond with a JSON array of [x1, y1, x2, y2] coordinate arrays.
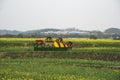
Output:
[[0, 28, 120, 39], [0, 28, 86, 35], [104, 28, 120, 34], [0, 30, 21, 35]]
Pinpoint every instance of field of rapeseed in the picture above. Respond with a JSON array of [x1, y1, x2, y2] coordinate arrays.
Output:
[[0, 58, 120, 80], [0, 38, 120, 80], [0, 38, 120, 51]]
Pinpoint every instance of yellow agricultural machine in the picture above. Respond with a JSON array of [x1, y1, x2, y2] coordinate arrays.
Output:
[[34, 37, 72, 51]]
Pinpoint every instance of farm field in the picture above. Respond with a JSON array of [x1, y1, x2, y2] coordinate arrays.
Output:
[[0, 58, 120, 80], [0, 38, 120, 52], [0, 38, 120, 80]]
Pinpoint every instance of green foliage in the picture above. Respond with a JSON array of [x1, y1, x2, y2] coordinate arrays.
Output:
[[0, 58, 120, 80]]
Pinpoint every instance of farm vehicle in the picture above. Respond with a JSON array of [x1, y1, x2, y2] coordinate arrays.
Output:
[[34, 37, 72, 51]]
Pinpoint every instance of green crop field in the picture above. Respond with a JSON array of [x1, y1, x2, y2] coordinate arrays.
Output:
[[0, 58, 120, 80], [0, 38, 120, 80]]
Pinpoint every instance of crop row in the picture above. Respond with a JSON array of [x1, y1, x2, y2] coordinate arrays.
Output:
[[0, 38, 120, 48], [0, 46, 120, 53]]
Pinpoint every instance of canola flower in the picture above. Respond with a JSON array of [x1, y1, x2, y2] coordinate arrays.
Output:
[[0, 38, 120, 42]]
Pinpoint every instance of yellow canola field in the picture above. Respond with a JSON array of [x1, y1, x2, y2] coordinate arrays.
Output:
[[0, 38, 120, 42]]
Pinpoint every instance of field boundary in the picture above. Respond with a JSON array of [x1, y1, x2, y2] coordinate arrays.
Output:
[[0, 51, 120, 61]]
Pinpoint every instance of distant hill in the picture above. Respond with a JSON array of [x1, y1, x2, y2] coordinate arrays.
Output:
[[23, 28, 62, 34], [0, 30, 21, 35], [0, 27, 120, 37], [104, 28, 120, 34], [0, 27, 120, 39]]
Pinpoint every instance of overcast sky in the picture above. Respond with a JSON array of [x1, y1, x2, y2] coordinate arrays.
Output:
[[0, 0, 120, 31]]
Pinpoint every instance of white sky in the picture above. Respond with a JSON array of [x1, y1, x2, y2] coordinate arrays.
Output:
[[0, 0, 120, 31]]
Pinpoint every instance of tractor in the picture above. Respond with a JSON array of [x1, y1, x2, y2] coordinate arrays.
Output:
[[34, 37, 72, 51]]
